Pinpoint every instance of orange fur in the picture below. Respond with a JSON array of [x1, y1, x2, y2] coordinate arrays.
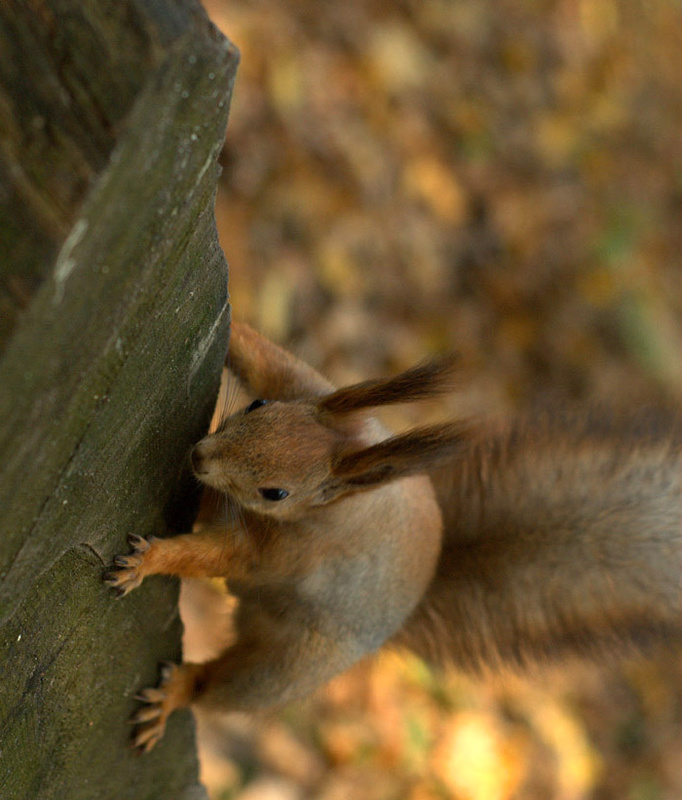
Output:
[[105, 322, 682, 751]]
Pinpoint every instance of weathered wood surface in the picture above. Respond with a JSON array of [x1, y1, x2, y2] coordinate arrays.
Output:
[[0, 1, 237, 797]]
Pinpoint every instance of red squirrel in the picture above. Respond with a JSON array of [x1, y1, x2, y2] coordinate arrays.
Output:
[[104, 321, 682, 752]]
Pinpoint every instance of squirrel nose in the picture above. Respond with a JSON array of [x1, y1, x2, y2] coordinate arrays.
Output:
[[190, 445, 206, 475]]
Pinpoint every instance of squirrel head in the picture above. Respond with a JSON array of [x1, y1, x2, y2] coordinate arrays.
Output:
[[191, 356, 467, 520]]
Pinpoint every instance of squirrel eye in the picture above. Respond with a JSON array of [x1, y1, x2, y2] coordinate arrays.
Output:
[[259, 488, 289, 502], [245, 399, 268, 414]]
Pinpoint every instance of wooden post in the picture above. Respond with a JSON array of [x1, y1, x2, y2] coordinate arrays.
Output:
[[0, 2, 238, 797]]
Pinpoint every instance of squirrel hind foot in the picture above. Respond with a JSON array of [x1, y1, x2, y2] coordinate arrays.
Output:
[[131, 661, 196, 753]]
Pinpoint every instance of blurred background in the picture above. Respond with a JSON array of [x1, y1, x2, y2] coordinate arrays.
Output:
[[187, 1, 682, 797]]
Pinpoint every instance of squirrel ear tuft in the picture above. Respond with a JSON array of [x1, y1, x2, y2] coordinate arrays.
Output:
[[317, 422, 470, 503], [317, 356, 458, 417]]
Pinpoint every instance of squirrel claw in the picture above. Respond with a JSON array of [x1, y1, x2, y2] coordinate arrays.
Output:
[[104, 535, 153, 596], [128, 533, 152, 552], [131, 662, 192, 753], [135, 687, 166, 704], [130, 704, 163, 725], [103, 565, 143, 596], [133, 723, 165, 754]]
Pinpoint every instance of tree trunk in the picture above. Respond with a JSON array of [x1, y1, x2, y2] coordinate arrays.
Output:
[[0, 2, 237, 797]]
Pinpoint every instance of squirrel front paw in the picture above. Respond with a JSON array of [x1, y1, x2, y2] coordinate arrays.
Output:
[[131, 662, 196, 753], [103, 534, 153, 597]]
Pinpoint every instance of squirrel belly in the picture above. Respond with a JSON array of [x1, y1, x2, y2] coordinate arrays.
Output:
[[290, 474, 443, 653]]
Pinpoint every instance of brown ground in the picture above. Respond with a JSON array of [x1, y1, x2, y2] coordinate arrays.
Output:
[[186, 1, 682, 797]]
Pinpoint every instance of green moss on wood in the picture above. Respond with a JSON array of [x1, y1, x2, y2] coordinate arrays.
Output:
[[0, 2, 239, 798]]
